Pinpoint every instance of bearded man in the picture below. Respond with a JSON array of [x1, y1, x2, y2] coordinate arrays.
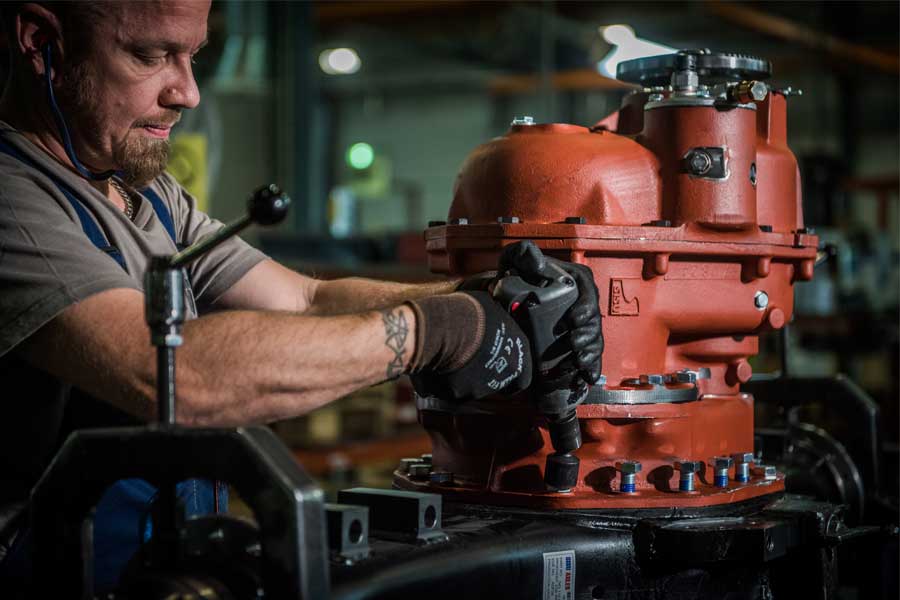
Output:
[[0, 0, 602, 595]]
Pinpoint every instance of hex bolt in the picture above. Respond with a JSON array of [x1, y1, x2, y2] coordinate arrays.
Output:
[[639, 374, 665, 386], [712, 456, 734, 488], [511, 116, 535, 126], [497, 216, 520, 224], [448, 217, 468, 225], [398, 457, 422, 474], [674, 460, 702, 492], [673, 369, 698, 384], [687, 150, 712, 176], [615, 460, 642, 493], [753, 464, 777, 480], [420, 453, 433, 464], [409, 463, 431, 479], [730, 80, 769, 103], [754, 291, 769, 310], [731, 452, 754, 483], [648, 93, 664, 102], [564, 216, 587, 224], [429, 470, 453, 484]]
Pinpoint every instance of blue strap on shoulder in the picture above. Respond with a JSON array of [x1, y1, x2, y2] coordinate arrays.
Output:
[[0, 138, 127, 270], [138, 186, 177, 246], [0, 138, 180, 263]]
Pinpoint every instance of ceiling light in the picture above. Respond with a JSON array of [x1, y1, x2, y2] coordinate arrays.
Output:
[[346, 142, 374, 170], [319, 48, 361, 75], [597, 24, 676, 79]]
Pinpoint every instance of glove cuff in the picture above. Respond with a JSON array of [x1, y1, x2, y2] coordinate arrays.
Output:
[[406, 293, 486, 373]]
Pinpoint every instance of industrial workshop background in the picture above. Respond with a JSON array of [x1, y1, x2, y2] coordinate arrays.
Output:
[[1, 0, 896, 577]]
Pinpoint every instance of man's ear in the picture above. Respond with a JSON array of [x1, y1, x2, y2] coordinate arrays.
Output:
[[14, 3, 64, 79]]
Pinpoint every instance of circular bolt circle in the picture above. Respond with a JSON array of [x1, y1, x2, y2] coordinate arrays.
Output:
[[688, 151, 712, 175], [754, 291, 769, 310]]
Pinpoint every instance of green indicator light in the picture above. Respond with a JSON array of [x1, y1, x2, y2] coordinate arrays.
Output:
[[347, 142, 374, 170]]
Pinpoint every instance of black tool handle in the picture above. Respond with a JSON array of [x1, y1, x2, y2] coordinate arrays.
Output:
[[170, 184, 290, 268]]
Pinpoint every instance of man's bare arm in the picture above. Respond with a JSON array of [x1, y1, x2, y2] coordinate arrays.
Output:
[[15, 288, 415, 426], [214, 259, 461, 315]]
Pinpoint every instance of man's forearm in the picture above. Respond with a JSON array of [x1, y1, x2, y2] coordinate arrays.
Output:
[[306, 277, 460, 316], [172, 304, 417, 425], [15, 288, 418, 428]]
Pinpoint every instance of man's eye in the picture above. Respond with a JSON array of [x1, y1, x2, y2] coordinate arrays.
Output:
[[135, 53, 165, 66]]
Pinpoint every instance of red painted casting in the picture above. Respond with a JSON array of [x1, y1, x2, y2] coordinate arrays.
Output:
[[396, 89, 816, 509]]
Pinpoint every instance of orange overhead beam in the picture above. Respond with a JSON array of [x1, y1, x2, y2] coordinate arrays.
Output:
[[706, 1, 900, 75], [489, 68, 637, 95]]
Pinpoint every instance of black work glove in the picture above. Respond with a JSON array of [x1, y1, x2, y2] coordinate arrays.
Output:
[[498, 240, 603, 385], [407, 291, 532, 402]]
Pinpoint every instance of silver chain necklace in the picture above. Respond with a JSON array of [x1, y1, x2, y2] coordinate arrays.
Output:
[[110, 178, 135, 220]]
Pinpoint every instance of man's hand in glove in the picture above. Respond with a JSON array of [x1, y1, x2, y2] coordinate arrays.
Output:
[[406, 292, 532, 402], [498, 240, 603, 385]]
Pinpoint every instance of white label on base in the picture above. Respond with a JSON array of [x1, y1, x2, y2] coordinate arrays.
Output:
[[542, 549, 576, 600]]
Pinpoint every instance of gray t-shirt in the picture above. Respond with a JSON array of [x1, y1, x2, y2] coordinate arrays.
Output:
[[0, 121, 267, 505]]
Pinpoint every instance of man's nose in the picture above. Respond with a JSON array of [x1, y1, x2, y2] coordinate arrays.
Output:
[[160, 58, 201, 110]]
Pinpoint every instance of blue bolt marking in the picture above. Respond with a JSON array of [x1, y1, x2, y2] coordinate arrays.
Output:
[[736, 475, 749, 483], [621, 482, 636, 493], [679, 478, 694, 492], [714, 474, 728, 487]]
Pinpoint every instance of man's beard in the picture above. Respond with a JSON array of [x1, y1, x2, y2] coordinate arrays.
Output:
[[55, 61, 174, 188]]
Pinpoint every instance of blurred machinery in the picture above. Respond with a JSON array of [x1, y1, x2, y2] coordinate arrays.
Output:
[[26, 51, 898, 599]]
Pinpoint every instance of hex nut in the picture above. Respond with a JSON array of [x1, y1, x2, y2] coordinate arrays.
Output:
[[429, 470, 452, 484], [640, 374, 665, 386], [674, 370, 698, 384], [687, 150, 712, 175], [750, 81, 768, 101], [730, 452, 754, 464], [420, 453, 433, 464], [398, 457, 422, 474], [754, 291, 769, 310], [615, 461, 642, 474], [753, 464, 777, 480], [409, 463, 431, 479]]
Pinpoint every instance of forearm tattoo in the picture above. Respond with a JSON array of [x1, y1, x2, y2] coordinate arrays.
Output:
[[381, 308, 409, 380]]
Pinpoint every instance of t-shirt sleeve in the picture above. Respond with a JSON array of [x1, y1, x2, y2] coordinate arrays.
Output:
[[0, 173, 140, 358], [151, 173, 268, 308]]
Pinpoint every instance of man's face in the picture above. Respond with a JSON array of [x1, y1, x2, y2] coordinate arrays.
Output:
[[55, 1, 210, 186]]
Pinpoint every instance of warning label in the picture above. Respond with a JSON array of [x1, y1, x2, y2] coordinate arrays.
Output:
[[542, 550, 576, 600]]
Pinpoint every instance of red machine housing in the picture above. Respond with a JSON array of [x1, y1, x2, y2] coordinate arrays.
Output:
[[396, 88, 817, 509]]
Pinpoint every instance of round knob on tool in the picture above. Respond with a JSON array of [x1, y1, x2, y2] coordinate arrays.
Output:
[[248, 183, 291, 226]]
